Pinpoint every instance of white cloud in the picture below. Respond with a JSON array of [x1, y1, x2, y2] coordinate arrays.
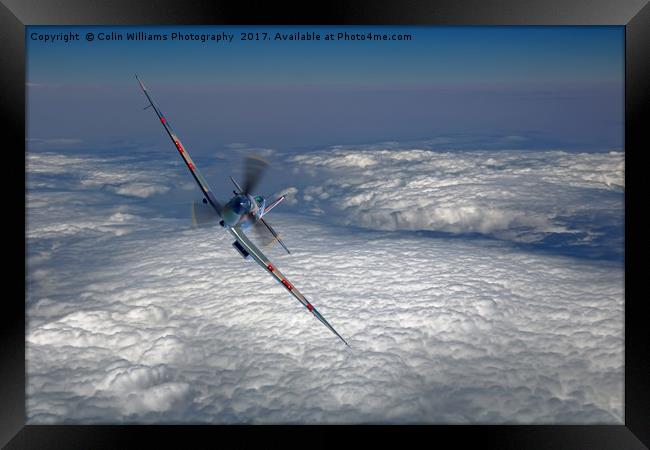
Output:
[[28, 152, 174, 197], [276, 186, 299, 205], [285, 148, 624, 248], [26, 147, 623, 424]]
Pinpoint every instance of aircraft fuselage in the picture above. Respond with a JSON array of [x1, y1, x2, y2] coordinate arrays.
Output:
[[220, 194, 266, 228]]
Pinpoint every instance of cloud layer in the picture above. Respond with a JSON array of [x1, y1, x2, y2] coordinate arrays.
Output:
[[283, 148, 624, 255], [27, 147, 623, 424]]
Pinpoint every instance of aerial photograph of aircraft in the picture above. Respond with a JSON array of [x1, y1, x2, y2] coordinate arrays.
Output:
[[136, 75, 350, 348], [25, 25, 625, 427]]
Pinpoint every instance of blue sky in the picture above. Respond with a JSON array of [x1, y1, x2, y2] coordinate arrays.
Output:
[[27, 26, 623, 152]]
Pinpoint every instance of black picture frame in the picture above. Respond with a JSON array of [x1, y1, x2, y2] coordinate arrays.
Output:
[[2, 0, 647, 448]]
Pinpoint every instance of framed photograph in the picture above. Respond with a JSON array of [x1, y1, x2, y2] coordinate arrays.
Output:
[[3, 0, 648, 448]]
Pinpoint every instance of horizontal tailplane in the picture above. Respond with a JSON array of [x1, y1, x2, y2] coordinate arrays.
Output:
[[262, 195, 285, 216]]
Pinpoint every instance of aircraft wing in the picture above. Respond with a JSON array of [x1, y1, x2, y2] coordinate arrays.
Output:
[[136, 75, 222, 216], [229, 225, 350, 347]]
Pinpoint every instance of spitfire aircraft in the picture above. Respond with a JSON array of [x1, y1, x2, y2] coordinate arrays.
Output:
[[136, 76, 349, 347]]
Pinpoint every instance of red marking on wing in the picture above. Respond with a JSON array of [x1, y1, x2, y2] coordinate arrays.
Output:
[[306, 303, 314, 311], [188, 162, 194, 171], [281, 279, 293, 290], [161, 117, 166, 124], [267, 263, 274, 271]]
